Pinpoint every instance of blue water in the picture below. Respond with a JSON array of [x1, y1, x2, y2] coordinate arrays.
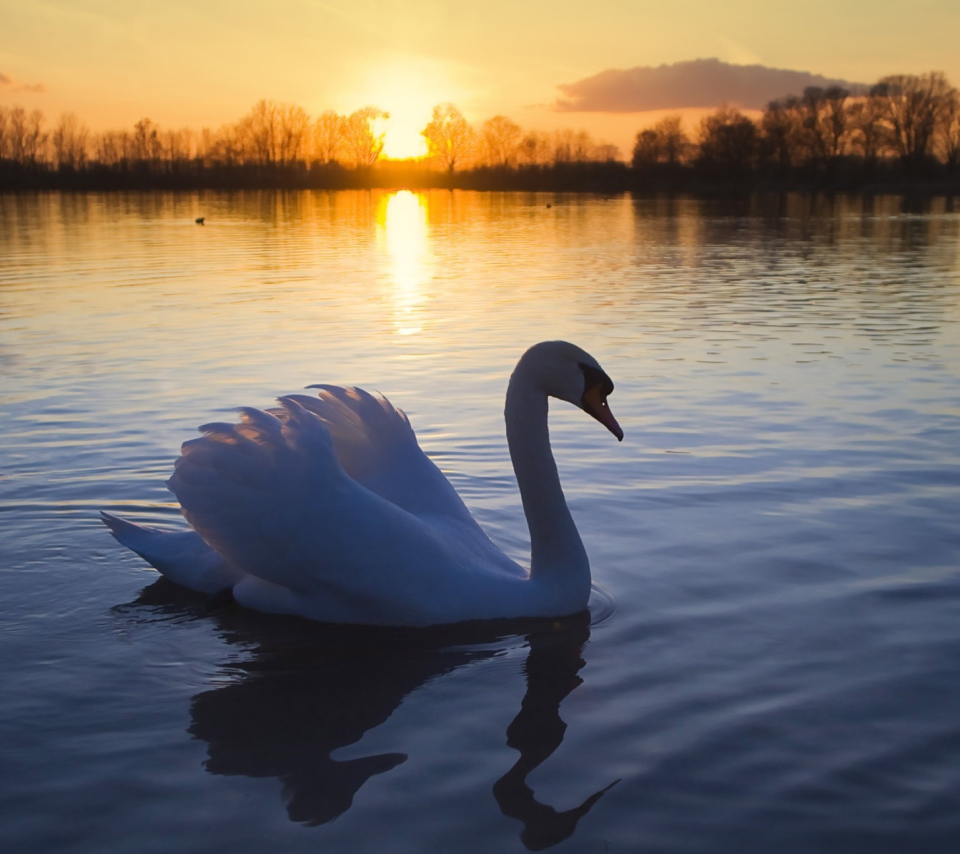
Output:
[[1, 190, 959, 852]]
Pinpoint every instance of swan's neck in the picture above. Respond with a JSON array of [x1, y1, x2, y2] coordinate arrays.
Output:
[[505, 370, 589, 601]]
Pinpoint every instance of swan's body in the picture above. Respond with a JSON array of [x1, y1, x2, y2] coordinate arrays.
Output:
[[102, 341, 622, 627]]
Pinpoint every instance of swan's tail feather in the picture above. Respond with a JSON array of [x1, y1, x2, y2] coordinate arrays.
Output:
[[100, 511, 245, 594], [100, 510, 149, 545]]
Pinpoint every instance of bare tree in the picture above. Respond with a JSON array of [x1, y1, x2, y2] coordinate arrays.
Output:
[[276, 103, 310, 165], [131, 118, 162, 162], [820, 86, 851, 160], [551, 128, 577, 163], [847, 96, 888, 164], [517, 130, 550, 165], [344, 106, 388, 167], [313, 110, 347, 164], [94, 130, 129, 166], [632, 115, 689, 170], [574, 129, 596, 161], [7, 107, 27, 162], [793, 86, 851, 166], [162, 127, 196, 165], [212, 121, 248, 165], [481, 115, 521, 166], [761, 99, 800, 170], [594, 142, 621, 161], [654, 116, 690, 165], [940, 87, 960, 170], [7, 108, 47, 165], [697, 106, 759, 172], [422, 103, 474, 171], [8, 107, 25, 163], [0, 106, 9, 160], [246, 100, 279, 165], [631, 128, 661, 169], [871, 72, 953, 166], [52, 112, 89, 168]]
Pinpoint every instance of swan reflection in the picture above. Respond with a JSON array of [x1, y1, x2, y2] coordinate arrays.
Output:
[[126, 581, 616, 847], [377, 190, 430, 337]]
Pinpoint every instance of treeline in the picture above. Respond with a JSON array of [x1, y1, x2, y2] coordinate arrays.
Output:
[[1, 70, 958, 192], [632, 72, 960, 189], [0, 100, 622, 189]]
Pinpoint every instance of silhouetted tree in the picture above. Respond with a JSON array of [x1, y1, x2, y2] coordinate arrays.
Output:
[[847, 96, 888, 165], [313, 110, 347, 164], [791, 86, 850, 168], [94, 129, 128, 166], [52, 112, 89, 168], [594, 142, 621, 161], [819, 86, 851, 161], [632, 115, 690, 170], [481, 115, 522, 166], [940, 87, 960, 170], [131, 117, 162, 163], [660, 116, 689, 164], [7, 107, 47, 165], [0, 106, 9, 160], [631, 128, 661, 169], [760, 98, 801, 172], [871, 72, 953, 167], [517, 131, 551, 165], [246, 100, 280, 165], [344, 106, 387, 167], [422, 103, 474, 172], [164, 128, 196, 163], [696, 106, 759, 174], [277, 103, 310, 165]]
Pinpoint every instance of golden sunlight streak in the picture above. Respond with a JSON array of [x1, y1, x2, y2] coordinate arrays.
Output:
[[377, 191, 430, 336]]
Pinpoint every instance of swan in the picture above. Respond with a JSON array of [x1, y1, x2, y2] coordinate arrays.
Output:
[[101, 341, 622, 627]]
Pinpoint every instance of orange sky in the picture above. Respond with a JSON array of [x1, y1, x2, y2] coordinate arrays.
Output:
[[2, 1, 958, 159]]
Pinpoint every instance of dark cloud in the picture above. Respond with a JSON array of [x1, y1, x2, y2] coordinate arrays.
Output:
[[556, 58, 869, 112], [0, 72, 11, 86]]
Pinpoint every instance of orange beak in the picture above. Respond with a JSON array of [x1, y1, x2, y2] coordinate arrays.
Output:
[[582, 385, 623, 442]]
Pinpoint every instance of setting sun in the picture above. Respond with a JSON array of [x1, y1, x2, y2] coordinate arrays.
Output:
[[343, 56, 468, 159]]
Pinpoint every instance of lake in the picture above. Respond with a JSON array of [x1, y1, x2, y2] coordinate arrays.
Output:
[[1, 189, 959, 853]]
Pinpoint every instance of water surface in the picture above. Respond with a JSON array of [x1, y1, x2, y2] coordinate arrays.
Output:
[[1, 190, 959, 852]]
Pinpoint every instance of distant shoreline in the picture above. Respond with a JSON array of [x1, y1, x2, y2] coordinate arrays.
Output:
[[2, 161, 958, 197]]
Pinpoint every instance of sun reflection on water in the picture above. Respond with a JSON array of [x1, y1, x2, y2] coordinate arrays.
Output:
[[377, 190, 430, 336]]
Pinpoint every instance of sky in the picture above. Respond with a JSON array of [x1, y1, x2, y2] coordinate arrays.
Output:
[[2, 0, 959, 158]]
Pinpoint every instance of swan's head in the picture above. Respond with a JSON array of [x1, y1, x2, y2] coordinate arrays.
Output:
[[515, 341, 623, 441]]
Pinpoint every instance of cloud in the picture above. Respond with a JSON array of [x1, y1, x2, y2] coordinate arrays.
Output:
[[0, 72, 46, 93], [555, 58, 869, 113]]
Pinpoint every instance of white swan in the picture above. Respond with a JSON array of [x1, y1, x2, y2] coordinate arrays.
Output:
[[102, 341, 622, 626]]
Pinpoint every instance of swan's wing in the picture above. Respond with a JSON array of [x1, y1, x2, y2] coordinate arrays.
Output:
[[278, 385, 478, 527], [166, 397, 475, 617]]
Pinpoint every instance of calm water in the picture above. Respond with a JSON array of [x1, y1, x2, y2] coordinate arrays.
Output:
[[2, 190, 960, 852]]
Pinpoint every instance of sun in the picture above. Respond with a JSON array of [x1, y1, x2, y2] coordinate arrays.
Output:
[[382, 101, 431, 160], [342, 56, 468, 160]]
